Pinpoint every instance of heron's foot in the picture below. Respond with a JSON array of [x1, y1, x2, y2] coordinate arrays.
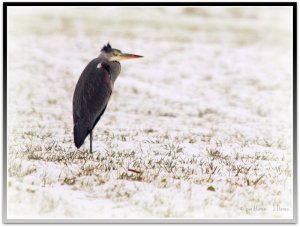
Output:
[[82, 149, 94, 160], [88, 151, 94, 159]]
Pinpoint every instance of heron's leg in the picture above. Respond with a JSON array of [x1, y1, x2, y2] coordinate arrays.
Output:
[[90, 130, 93, 154]]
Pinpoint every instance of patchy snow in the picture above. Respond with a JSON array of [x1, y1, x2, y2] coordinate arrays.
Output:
[[6, 6, 293, 220]]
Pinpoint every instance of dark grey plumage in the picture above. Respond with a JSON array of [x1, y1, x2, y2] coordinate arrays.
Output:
[[72, 43, 142, 152], [73, 59, 120, 148]]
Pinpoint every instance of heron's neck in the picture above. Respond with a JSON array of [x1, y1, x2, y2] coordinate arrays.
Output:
[[98, 57, 121, 84], [109, 61, 121, 84]]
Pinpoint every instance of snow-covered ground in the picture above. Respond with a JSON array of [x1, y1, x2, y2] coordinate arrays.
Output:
[[6, 6, 293, 220]]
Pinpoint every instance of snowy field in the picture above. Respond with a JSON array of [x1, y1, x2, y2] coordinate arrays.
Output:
[[6, 6, 293, 220]]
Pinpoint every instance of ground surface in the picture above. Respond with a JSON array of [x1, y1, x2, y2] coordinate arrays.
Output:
[[7, 6, 293, 219]]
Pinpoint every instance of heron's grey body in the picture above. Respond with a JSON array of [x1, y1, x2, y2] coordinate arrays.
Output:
[[72, 43, 142, 153], [73, 58, 121, 149]]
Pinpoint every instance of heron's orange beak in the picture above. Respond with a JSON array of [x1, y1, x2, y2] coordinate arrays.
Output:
[[110, 53, 143, 61]]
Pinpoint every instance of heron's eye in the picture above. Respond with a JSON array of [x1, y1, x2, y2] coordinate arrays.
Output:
[[113, 52, 119, 56]]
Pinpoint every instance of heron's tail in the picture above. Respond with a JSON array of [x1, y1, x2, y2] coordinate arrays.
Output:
[[73, 121, 89, 148]]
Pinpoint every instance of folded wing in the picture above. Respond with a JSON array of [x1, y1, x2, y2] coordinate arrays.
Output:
[[73, 59, 112, 148]]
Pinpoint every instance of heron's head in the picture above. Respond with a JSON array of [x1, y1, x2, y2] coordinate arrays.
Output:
[[99, 43, 143, 62]]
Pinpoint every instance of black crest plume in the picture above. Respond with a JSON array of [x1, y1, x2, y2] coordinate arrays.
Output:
[[101, 42, 112, 52]]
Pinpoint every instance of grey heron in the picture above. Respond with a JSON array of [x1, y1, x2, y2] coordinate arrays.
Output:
[[73, 43, 143, 153]]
